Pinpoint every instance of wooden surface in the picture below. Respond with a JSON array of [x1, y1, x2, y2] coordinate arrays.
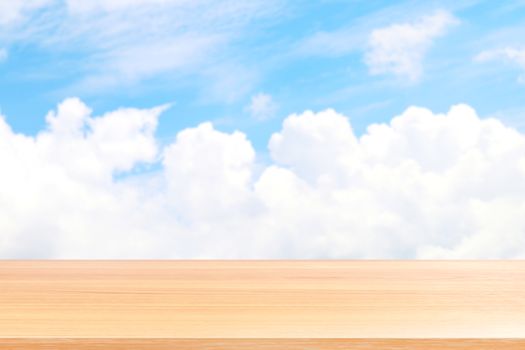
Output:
[[1, 261, 524, 348], [0, 339, 524, 350]]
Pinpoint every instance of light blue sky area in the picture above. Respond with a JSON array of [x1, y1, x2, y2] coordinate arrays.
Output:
[[1, 0, 525, 150]]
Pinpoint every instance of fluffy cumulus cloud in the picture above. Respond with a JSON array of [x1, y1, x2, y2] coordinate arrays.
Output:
[[365, 10, 458, 82], [1, 99, 525, 258]]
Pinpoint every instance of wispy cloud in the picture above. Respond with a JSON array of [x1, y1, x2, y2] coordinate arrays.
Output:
[[296, 28, 364, 57], [0, 0, 52, 26], [0, 48, 7, 63], [0, 0, 285, 98], [475, 47, 525, 83]]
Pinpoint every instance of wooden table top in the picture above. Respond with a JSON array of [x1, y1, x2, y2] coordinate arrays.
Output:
[[1, 261, 524, 348]]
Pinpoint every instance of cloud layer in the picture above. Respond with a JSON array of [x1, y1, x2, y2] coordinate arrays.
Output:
[[1, 99, 524, 258]]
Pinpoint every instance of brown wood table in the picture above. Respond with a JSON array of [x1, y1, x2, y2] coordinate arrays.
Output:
[[0, 261, 524, 349]]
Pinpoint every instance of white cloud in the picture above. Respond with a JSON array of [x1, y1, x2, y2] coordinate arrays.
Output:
[[1, 98, 525, 258], [246, 93, 278, 121], [0, 98, 167, 257], [269, 109, 358, 183], [163, 122, 256, 221], [475, 47, 525, 83], [364, 10, 458, 82]]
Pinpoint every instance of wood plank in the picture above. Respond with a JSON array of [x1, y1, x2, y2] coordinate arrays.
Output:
[[0, 339, 524, 350], [1, 261, 524, 347]]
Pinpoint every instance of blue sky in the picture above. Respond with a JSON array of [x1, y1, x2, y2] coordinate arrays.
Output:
[[1, 0, 525, 258], [2, 0, 525, 147]]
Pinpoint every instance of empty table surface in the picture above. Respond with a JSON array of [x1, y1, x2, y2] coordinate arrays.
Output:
[[0, 261, 524, 348]]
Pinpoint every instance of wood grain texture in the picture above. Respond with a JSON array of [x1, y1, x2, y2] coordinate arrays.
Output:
[[1, 261, 524, 348], [1, 339, 525, 350]]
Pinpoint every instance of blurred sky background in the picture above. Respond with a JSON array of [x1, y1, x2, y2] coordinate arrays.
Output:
[[1, 0, 525, 258]]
